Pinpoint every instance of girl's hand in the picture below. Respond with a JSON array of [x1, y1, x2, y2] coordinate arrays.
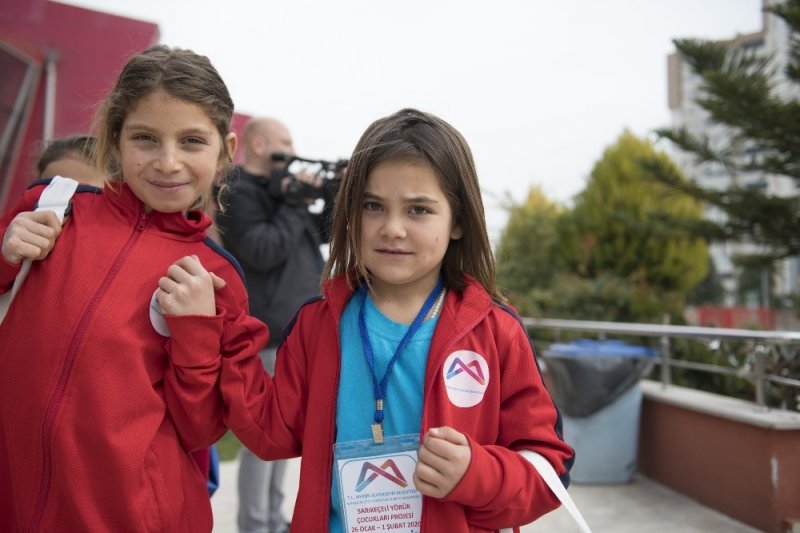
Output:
[[413, 426, 471, 499], [1, 211, 63, 264], [156, 255, 226, 316]]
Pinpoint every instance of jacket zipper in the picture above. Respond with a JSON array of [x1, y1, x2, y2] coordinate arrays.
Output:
[[418, 303, 490, 533], [29, 210, 150, 531]]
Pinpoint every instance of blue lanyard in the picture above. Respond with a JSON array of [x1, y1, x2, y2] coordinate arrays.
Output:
[[358, 278, 443, 442]]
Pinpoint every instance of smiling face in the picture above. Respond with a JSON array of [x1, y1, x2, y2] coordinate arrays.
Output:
[[359, 158, 463, 300], [117, 90, 235, 213]]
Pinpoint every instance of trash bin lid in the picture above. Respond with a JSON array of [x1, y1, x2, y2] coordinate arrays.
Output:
[[542, 339, 657, 417], [547, 339, 657, 358]]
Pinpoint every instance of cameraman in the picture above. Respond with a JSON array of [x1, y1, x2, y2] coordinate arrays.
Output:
[[216, 117, 330, 533]]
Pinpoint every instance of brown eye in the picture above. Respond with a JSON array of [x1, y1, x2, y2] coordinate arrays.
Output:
[[133, 133, 156, 142]]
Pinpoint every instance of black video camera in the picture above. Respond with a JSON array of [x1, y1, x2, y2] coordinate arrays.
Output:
[[269, 152, 347, 206]]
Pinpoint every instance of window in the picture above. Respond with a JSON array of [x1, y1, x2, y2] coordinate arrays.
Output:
[[0, 40, 41, 210]]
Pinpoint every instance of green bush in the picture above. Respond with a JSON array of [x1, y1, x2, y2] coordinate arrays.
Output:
[[215, 431, 242, 462]]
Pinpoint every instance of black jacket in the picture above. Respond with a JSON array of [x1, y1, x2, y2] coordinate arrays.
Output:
[[216, 167, 325, 346]]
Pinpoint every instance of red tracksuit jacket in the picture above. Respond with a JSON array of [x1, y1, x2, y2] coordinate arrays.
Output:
[[221, 273, 574, 532], [0, 180, 267, 532]]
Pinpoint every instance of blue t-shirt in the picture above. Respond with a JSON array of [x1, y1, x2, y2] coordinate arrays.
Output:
[[329, 293, 439, 532]]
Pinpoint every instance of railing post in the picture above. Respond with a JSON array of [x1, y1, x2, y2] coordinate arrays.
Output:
[[660, 334, 672, 387], [753, 345, 768, 410]]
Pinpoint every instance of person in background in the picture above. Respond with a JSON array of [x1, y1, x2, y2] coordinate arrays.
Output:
[[211, 108, 575, 531], [216, 117, 334, 533], [0, 45, 267, 531], [36, 134, 106, 186]]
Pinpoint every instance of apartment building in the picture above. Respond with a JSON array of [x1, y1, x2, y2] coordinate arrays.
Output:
[[666, 0, 800, 305]]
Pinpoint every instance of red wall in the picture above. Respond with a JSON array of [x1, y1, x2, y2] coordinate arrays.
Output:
[[639, 395, 800, 532], [0, 0, 250, 212], [0, 0, 160, 209], [695, 306, 776, 330]]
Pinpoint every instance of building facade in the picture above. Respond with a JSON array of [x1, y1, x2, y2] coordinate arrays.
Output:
[[666, 0, 800, 306]]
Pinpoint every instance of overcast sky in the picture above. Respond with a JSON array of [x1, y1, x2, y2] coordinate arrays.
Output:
[[62, 0, 764, 240]]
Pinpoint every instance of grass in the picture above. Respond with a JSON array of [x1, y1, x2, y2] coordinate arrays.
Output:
[[215, 431, 242, 462]]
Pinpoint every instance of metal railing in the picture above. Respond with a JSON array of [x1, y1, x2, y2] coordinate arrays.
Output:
[[523, 317, 800, 409]]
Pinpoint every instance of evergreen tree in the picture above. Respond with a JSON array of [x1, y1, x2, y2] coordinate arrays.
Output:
[[645, 0, 800, 267], [686, 257, 726, 306], [566, 131, 708, 291], [495, 131, 709, 322], [558, 130, 708, 321], [496, 185, 563, 293]]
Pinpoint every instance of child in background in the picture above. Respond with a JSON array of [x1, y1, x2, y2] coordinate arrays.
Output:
[[0, 45, 266, 531], [37, 134, 106, 186], [218, 108, 574, 532]]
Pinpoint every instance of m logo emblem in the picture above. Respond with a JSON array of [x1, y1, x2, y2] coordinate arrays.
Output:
[[443, 350, 489, 407], [355, 459, 408, 492], [446, 358, 486, 385]]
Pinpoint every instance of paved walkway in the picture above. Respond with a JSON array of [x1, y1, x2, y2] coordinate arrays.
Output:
[[211, 458, 760, 532]]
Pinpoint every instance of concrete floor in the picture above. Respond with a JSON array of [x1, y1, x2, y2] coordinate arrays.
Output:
[[211, 457, 760, 532]]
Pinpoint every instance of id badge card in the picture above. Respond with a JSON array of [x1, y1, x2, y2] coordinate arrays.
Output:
[[334, 433, 422, 533]]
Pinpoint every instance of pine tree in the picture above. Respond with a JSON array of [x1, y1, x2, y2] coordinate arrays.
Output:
[[645, 0, 800, 268]]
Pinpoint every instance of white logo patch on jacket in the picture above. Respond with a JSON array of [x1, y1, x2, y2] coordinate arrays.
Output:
[[443, 350, 489, 407], [149, 289, 171, 337]]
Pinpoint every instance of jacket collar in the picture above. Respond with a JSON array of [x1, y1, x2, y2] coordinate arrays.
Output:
[[103, 182, 212, 238], [321, 272, 493, 337]]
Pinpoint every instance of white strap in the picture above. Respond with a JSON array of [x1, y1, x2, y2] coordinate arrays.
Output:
[[499, 450, 592, 533], [0, 176, 79, 321], [35, 175, 80, 223]]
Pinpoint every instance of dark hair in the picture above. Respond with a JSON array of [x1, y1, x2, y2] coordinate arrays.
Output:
[[323, 108, 503, 301], [94, 45, 235, 209], [37, 135, 96, 175]]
